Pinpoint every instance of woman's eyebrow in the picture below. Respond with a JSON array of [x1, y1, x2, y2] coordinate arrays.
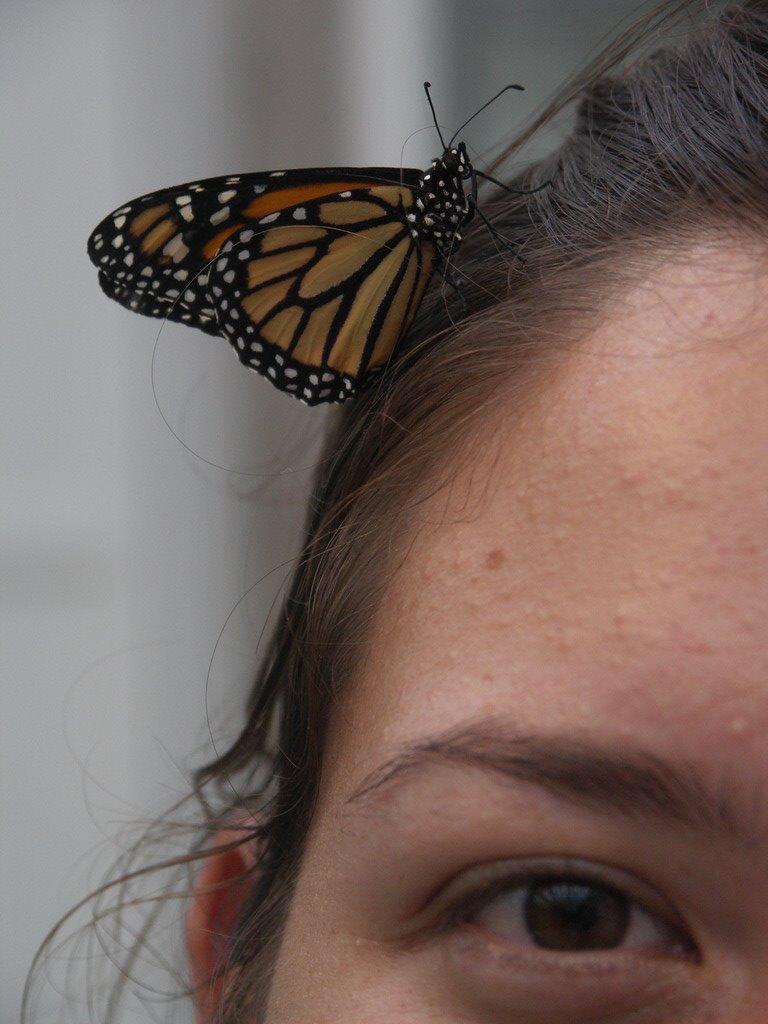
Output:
[[345, 721, 764, 847]]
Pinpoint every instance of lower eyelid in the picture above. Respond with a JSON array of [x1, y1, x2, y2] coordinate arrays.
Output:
[[441, 919, 702, 1021]]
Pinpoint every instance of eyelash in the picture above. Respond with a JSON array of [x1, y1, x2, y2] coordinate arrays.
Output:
[[439, 859, 697, 961]]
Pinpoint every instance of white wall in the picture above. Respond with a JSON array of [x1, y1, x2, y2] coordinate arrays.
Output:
[[2, 2, 647, 1021], [2, 3, 443, 1020]]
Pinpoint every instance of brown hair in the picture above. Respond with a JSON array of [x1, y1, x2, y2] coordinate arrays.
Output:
[[27, 1, 768, 1021]]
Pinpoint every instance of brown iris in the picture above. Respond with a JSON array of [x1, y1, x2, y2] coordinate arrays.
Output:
[[524, 879, 630, 950]]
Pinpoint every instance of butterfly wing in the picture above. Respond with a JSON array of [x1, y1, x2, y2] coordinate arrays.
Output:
[[208, 181, 436, 403], [87, 168, 436, 403], [88, 172, 261, 336]]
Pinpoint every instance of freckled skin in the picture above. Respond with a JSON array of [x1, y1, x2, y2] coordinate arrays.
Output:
[[259, 244, 768, 1020], [485, 548, 506, 571]]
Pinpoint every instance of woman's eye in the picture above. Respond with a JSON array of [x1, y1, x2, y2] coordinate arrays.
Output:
[[454, 871, 692, 958], [486, 878, 630, 951], [432, 867, 700, 1021]]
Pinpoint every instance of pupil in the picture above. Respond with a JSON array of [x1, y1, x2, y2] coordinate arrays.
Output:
[[523, 879, 630, 950]]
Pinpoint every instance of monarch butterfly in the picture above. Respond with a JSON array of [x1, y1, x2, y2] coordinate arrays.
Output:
[[87, 84, 526, 405]]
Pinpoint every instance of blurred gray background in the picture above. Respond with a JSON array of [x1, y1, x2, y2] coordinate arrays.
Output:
[[3, 1, 652, 1020]]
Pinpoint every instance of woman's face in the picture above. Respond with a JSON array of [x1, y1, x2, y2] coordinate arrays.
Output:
[[265, 246, 768, 1022]]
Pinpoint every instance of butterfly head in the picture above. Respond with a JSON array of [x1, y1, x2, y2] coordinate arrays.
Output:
[[439, 141, 474, 181]]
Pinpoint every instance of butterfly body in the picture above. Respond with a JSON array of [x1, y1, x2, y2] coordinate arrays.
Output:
[[88, 145, 476, 404], [408, 142, 474, 259]]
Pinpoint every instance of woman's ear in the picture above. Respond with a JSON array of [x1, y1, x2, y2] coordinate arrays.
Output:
[[187, 825, 259, 1024]]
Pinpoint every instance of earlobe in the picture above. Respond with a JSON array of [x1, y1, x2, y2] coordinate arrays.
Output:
[[187, 827, 259, 1024]]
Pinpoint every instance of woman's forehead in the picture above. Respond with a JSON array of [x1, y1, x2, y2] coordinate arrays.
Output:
[[323, 245, 768, 798]]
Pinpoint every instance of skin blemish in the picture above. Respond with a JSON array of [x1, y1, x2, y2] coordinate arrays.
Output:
[[485, 547, 506, 570]]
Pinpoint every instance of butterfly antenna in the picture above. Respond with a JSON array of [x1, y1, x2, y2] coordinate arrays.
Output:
[[423, 81, 448, 151], [448, 83, 525, 147], [476, 167, 553, 197]]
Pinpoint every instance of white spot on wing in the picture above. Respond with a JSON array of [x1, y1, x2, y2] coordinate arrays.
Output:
[[163, 234, 190, 262], [210, 206, 230, 225]]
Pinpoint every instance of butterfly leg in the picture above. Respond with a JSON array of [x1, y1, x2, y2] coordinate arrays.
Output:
[[433, 260, 467, 315], [468, 195, 527, 265]]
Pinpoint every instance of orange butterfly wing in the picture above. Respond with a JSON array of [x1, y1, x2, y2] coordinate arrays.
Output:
[[88, 169, 436, 403]]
